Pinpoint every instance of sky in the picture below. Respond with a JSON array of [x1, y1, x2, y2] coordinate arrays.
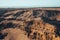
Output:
[[0, 0, 60, 8]]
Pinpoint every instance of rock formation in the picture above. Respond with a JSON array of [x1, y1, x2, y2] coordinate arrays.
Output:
[[0, 8, 60, 40]]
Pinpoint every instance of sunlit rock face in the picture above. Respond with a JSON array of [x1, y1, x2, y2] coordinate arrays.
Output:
[[1, 28, 30, 40], [0, 8, 60, 40]]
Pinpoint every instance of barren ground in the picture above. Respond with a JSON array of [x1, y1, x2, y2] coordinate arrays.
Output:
[[0, 8, 60, 40]]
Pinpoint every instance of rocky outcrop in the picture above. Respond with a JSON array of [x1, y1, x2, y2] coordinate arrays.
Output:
[[0, 8, 60, 40]]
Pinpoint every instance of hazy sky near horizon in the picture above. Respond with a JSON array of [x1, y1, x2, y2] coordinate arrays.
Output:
[[0, 0, 60, 8]]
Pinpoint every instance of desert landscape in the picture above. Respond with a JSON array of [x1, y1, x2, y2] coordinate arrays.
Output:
[[0, 8, 60, 40]]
